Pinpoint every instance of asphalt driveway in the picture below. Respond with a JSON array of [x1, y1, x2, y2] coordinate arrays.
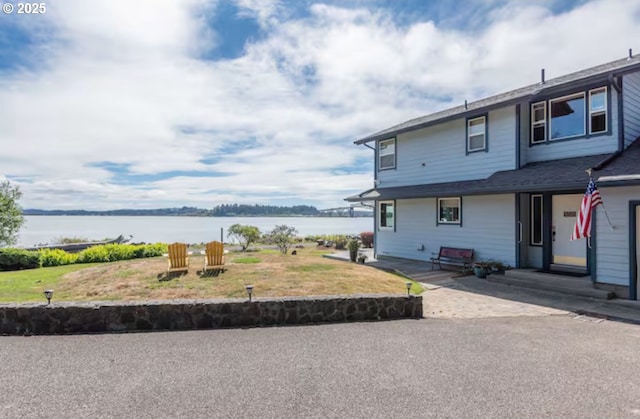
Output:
[[2, 316, 640, 418]]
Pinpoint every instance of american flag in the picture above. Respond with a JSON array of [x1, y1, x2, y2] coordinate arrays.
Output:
[[570, 177, 603, 241]]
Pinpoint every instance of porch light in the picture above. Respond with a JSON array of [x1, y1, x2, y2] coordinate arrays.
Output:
[[405, 282, 412, 297], [245, 285, 253, 302], [44, 289, 54, 305]]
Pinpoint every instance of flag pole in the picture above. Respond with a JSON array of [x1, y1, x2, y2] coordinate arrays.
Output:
[[586, 169, 614, 230]]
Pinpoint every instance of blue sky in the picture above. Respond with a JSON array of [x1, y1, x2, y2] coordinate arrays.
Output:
[[0, 0, 638, 210]]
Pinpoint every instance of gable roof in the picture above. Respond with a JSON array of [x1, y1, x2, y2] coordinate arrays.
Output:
[[355, 55, 640, 145], [345, 139, 640, 202]]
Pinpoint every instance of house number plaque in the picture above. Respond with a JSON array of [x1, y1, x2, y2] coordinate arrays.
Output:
[[563, 211, 577, 217]]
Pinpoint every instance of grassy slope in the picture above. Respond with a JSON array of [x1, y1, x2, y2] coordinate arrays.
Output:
[[0, 248, 423, 303]]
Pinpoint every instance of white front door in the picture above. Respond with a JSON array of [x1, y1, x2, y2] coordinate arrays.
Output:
[[552, 194, 587, 267]]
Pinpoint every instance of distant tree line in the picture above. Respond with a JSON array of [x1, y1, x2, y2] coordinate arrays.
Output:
[[211, 204, 319, 216], [22, 204, 321, 217]]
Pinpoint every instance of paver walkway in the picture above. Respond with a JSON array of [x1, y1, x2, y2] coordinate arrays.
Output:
[[324, 251, 640, 323]]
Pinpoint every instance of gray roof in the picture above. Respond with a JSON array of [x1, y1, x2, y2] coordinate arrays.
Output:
[[345, 139, 640, 202], [356, 55, 640, 145]]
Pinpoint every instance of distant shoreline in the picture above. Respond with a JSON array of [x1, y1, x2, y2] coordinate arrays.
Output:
[[22, 214, 373, 218]]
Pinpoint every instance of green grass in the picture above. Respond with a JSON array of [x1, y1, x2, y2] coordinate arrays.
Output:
[[0, 263, 101, 303], [232, 257, 261, 264]]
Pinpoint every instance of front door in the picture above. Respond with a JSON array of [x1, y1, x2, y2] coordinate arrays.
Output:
[[552, 194, 587, 268]]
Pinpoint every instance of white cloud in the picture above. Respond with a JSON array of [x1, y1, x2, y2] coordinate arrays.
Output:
[[1, 0, 639, 210]]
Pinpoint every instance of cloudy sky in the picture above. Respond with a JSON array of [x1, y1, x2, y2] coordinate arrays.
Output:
[[1, 0, 639, 210]]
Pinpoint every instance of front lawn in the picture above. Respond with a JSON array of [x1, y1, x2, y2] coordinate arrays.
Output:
[[0, 247, 423, 303]]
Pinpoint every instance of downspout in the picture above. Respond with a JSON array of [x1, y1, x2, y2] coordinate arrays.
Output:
[[609, 74, 624, 152], [592, 75, 624, 171], [362, 141, 377, 259]]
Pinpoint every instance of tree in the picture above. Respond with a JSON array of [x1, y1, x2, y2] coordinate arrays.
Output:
[[227, 224, 261, 252], [0, 181, 25, 247], [268, 224, 298, 254]]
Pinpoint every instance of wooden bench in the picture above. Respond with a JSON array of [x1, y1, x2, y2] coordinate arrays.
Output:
[[430, 247, 474, 271]]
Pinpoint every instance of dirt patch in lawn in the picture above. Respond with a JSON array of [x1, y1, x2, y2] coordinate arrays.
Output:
[[51, 247, 415, 302]]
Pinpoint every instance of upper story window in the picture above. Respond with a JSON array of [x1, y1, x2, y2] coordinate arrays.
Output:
[[378, 138, 396, 170], [530, 86, 608, 145], [467, 116, 487, 152], [531, 102, 546, 144], [550, 93, 585, 140], [589, 87, 607, 134]]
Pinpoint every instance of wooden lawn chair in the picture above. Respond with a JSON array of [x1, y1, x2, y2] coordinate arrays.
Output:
[[167, 242, 189, 273], [203, 241, 225, 273]]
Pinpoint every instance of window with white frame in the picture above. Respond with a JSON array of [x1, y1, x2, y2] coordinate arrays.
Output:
[[438, 197, 460, 224], [589, 87, 607, 134], [378, 138, 396, 170], [379, 201, 395, 229], [549, 93, 585, 140], [530, 194, 543, 246], [531, 102, 546, 143], [467, 116, 486, 152]]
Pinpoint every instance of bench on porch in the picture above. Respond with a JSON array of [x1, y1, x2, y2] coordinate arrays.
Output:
[[430, 247, 474, 271]]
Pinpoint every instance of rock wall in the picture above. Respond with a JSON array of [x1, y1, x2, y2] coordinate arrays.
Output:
[[0, 295, 423, 335]]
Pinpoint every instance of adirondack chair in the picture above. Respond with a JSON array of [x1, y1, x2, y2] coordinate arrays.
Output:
[[203, 241, 225, 273], [167, 242, 189, 273]]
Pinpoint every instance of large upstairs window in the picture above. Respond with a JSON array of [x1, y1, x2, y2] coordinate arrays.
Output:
[[530, 86, 609, 145], [550, 93, 585, 140], [378, 138, 396, 170]]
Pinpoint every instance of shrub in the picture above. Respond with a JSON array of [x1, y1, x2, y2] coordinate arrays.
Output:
[[227, 224, 261, 251], [76, 245, 112, 263], [39, 248, 78, 267], [0, 248, 41, 271], [360, 232, 374, 248], [268, 225, 298, 254], [53, 236, 89, 244], [334, 236, 348, 250]]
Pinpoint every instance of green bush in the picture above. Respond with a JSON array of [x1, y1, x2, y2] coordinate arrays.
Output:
[[76, 245, 112, 263], [0, 248, 41, 271], [39, 248, 78, 267]]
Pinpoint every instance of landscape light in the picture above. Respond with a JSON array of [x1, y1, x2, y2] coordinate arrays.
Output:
[[405, 282, 412, 297], [44, 289, 54, 305], [245, 285, 253, 302]]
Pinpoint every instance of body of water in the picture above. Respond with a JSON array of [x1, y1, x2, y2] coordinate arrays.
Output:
[[18, 216, 374, 247]]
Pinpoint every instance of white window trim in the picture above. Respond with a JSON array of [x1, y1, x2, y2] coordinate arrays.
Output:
[[549, 92, 586, 141], [467, 116, 486, 152], [588, 86, 607, 134], [378, 138, 396, 170], [437, 197, 461, 225], [530, 194, 543, 246], [531, 101, 547, 144], [378, 200, 395, 230]]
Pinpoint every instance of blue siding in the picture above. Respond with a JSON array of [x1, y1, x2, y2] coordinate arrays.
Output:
[[526, 89, 619, 163], [518, 100, 530, 166], [376, 195, 516, 266], [595, 185, 640, 286], [377, 106, 516, 188], [623, 71, 640, 148]]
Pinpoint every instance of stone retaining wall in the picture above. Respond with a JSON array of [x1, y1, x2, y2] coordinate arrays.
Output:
[[0, 294, 422, 335]]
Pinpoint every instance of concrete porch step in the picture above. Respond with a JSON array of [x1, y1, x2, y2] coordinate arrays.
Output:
[[486, 269, 615, 300]]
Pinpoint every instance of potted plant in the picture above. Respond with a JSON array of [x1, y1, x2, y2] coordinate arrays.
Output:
[[485, 259, 506, 274], [473, 262, 489, 278], [347, 239, 359, 262]]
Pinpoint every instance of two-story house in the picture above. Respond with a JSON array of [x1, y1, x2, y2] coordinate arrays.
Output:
[[346, 53, 640, 300]]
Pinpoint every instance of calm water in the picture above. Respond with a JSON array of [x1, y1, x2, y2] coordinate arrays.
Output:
[[18, 216, 374, 247]]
